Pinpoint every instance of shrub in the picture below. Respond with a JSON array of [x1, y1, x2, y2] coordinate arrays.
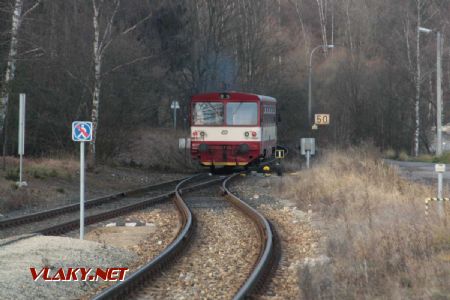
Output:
[[383, 148, 396, 159], [432, 152, 450, 164], [398, 150, 409, 161], [4, 168, 19, 181]]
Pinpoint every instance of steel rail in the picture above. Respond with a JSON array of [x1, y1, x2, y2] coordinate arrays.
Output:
[[0, 177, 189, 229], [222, 173, 274, 299], [92, 174, 224, 300], [34, 175, 221, 236]]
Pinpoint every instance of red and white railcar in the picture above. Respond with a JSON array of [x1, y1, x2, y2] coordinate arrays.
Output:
[[190, 92, 277, 168]]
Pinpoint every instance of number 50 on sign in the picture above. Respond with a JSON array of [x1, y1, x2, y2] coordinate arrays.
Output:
[[315, 114, 330, 125]]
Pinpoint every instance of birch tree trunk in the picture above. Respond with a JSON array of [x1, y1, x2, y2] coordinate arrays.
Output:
[[89, 0, 153, 166], [0, 0, 40, 168], [89, 0, 102, 166], [0, 0, 24, 159], [414, 0, 422, 157]]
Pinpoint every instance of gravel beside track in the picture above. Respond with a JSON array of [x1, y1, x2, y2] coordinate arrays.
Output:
[[133, 192, 260, 299], [115, 205, 181, 261], [81, 202, 181, 298], [230, 174, 321, 299], [0, 235, 137, 300]]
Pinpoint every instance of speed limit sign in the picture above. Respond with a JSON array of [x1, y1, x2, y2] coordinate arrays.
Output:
[[315, 114, 330, 125]]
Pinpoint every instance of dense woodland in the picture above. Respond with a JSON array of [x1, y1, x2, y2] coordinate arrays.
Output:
[[0, 0, 449, 160]]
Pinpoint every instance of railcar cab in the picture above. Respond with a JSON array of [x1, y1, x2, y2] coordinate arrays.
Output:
[[190, 92, 277, 169]]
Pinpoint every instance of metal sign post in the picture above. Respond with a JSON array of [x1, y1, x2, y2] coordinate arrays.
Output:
[[301, 138, 315, 169], [17, 93, 27, 187], [171, 100, 180, 129], [306, 151, 311, 169], [435, 164, 445, 217], [72, 121, 93, 240]]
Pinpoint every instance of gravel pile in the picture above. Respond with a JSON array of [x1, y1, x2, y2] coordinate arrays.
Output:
[[231, 174, 322, 299], [0, 235, 137, 300], [134, 203, 260, 299]]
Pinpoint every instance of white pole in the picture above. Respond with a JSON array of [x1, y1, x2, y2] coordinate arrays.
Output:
[[306, 150, 310, 169], [173, 102, 177, 129], [18, 93, 26, 186], [436, 32, 443, 156], [438, 172, 444, 217], [80, 142, 85, 239], [19, 154, 23, 183]]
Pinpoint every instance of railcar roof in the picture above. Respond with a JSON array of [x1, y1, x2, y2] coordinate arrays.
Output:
[[191, 92, 276, 103]]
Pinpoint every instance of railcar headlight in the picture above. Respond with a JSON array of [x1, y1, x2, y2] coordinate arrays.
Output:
[[245, 132, 250, 137], [238, 144, 249, 154], [200, 131, 205, 137]]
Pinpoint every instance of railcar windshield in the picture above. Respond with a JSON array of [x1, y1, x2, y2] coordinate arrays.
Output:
[[226, 102, 258, 125], [192, 102, 224, 125]]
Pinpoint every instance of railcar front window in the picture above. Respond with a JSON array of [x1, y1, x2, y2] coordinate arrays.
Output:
[[226, 102, 258, 125], [192, 102, 224, 125]]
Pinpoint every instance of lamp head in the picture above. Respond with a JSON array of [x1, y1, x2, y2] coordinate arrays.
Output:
[[418, 26, 433, 34]]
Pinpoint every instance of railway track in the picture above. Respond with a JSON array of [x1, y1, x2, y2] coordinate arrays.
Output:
[[92, 173, 277, 299], [222, 174, 277, 299], [0, 175, 215, 239]]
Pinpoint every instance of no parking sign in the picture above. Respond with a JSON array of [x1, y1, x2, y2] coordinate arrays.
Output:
[[72, 121, 93, 240], [72, 121, 93, 142]]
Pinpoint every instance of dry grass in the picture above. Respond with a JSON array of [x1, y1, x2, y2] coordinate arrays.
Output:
[[281, 147, 450, 299], [2, 156, 78, 181], [114, 128, 198, 172], [0, 156, 78, 212]]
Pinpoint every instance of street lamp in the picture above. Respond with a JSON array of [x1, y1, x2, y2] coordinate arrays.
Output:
[[419, 26, 443, 156], [308, 44, 334, 127]]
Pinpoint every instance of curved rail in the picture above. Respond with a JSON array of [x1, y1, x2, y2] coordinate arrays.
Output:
[[222, 173, 275, 299], [92, 174, 223, 300], [0, 177, 187, 229]]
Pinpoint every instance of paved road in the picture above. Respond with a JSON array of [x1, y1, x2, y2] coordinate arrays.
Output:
[[384, 159, 450, 185]]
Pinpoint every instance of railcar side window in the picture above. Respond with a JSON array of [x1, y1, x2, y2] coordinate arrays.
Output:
[[226, 102, 258, 125], [192, 102, 224, 125]]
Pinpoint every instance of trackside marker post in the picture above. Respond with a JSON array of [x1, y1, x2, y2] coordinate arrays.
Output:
[[301, 138, 315, 169], [435, 164, 446, 217], [17, 93, 27, 187], [171, 100, 180, 129], [72, 121, 93, 240]]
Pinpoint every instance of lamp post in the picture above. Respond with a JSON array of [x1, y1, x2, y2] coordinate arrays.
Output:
[[308, 44, 334, 127], [419, 26, 445, 218], [419, 26, 443, 156]]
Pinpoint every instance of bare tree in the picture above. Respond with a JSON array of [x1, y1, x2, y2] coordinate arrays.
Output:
[[0, 0, 41, 167], [89, 0, 156, 165], [315, 0, 329, 49]]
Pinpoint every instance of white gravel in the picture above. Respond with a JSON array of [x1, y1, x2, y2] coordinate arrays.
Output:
[[0, 234, 137, 299]]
